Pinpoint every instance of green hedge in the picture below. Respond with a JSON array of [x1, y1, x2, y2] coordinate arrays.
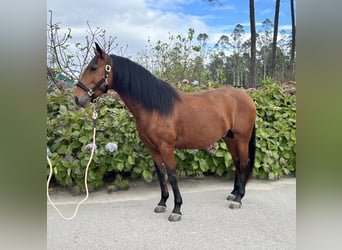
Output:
[[250, 84, 296, 179], [47, 83, 296, 191]]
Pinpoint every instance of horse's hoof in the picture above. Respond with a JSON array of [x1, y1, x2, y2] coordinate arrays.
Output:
[[229, 201, 242, 209], [227, 193, 236, 200], [168, 213, 182, 222], [154, 205, 166, 213]]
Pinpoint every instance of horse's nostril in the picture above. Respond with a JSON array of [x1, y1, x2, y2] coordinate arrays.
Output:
[[75, 96, 79, 106]]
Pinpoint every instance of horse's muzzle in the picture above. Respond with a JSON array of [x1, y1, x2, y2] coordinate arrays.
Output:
[[74, 95, 89, 108], [74, 96, 80, 106]]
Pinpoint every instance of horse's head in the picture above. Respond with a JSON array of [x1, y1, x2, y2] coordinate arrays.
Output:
[[73, 42, 112, 107]]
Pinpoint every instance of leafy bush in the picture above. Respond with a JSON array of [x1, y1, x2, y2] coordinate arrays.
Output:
[[249, 83, 296, 179], [47, 91, 154, 192], [47, 83, 296, 191]]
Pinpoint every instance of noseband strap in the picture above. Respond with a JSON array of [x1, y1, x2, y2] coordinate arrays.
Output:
[[76, 55, 112, 101]]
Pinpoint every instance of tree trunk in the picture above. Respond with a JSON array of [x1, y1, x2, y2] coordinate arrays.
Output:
[[249, 0, 257, 88], [290, 0, 296, 80], [271, 0, 281, 79]]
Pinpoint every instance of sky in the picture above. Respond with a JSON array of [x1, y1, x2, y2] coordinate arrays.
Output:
[[47, 0, 295, 56]]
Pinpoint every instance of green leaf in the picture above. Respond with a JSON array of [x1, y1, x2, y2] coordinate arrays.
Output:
[[142, 170, 152, 183], [199, 160, 208, 172], [71, 131, 80, 137], [268, 172, 275, 180], [215, 149, 226, 157], [216, 166, 224, 176], [88, 169, 97, 180], [57, 145, 68, 154], [257, 170, 267, 179], [219, 141, 227, 150], [116, 162, 125, 171], [127, 155, 135, 165], [79, 136, 88, 144], [224, 152, 231, 162], [191, 161, 198, 170]]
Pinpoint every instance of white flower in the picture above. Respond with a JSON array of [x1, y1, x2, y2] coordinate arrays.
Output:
[[85, 143, 97, 154], [47, 148, 51, 157], [105, 142, 118, 153]]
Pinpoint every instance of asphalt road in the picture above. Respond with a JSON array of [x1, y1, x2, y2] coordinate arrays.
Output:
[[47, 177, 296, 250]]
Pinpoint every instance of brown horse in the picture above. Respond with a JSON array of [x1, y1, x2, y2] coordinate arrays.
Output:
[[73, 43, 256, 222]]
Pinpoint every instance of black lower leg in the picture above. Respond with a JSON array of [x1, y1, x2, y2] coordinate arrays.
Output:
[[233, 181, 243, 203], [166, 166, 182, 215], [230, 159, 240, 196], [154, 162, 169, 207], [234, 160, 250, 203], [234, 180, 245, 203], [230, 173, 239, 196]]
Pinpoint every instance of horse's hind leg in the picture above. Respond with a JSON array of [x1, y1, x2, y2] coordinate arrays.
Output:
[[224, 136, 251, 209], [225, 124, 256, 209], [229, 141, 253, 209], [227, 170, 239, 201], [166, 166, 183, 221], [224, 137, 241, 202]]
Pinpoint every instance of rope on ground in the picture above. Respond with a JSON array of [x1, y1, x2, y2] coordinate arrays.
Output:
[[47, 106, 98, 220]]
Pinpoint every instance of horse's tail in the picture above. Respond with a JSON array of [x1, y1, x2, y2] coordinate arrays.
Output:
[[246, 123, 256, 180]]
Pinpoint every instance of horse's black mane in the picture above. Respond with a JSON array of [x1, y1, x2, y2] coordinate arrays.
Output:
[[111, 55, 180, 115]]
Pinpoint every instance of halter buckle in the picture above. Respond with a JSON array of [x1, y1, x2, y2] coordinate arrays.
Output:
[[87, 89, 94, 97], [92, 110, 98, 120], [105, 65, 111, 72]]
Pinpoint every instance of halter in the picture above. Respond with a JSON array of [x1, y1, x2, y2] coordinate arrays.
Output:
[[76, 55, 112, 101]]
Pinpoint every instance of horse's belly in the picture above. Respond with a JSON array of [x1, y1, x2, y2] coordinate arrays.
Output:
[[174, 128, 225, 149], [175, 141, 218, 150]]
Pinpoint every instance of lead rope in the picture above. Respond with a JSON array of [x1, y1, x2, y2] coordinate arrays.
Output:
[[47, 103, 98, 220]]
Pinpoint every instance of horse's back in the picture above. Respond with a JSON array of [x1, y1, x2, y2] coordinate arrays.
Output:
[[177, 87, 255, 121], [172, 87, 255, 149]]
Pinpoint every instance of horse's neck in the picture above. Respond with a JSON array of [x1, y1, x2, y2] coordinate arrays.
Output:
[[119, 95, 145, 120]]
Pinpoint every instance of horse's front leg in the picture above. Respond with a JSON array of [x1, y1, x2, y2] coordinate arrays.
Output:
[[154, 162, 169, 213], [148, 147, 169, 213], [159, 145, 183, 222], [165, 166, 183, 221]]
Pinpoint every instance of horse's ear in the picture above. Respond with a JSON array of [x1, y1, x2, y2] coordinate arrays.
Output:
[[94, 42, 103, 58]]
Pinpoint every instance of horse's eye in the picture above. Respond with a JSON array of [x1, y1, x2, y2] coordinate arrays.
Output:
[[90, 66, 97, 72]]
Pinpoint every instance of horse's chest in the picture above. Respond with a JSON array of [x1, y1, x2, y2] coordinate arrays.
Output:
[[135, 118, 177, 148], [134, 122, 159, 147]]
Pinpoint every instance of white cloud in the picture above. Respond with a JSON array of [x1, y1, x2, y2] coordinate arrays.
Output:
[[279, 25, 292, 31], [47, 0, 293, 58], [47, 0, 214, 56]]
